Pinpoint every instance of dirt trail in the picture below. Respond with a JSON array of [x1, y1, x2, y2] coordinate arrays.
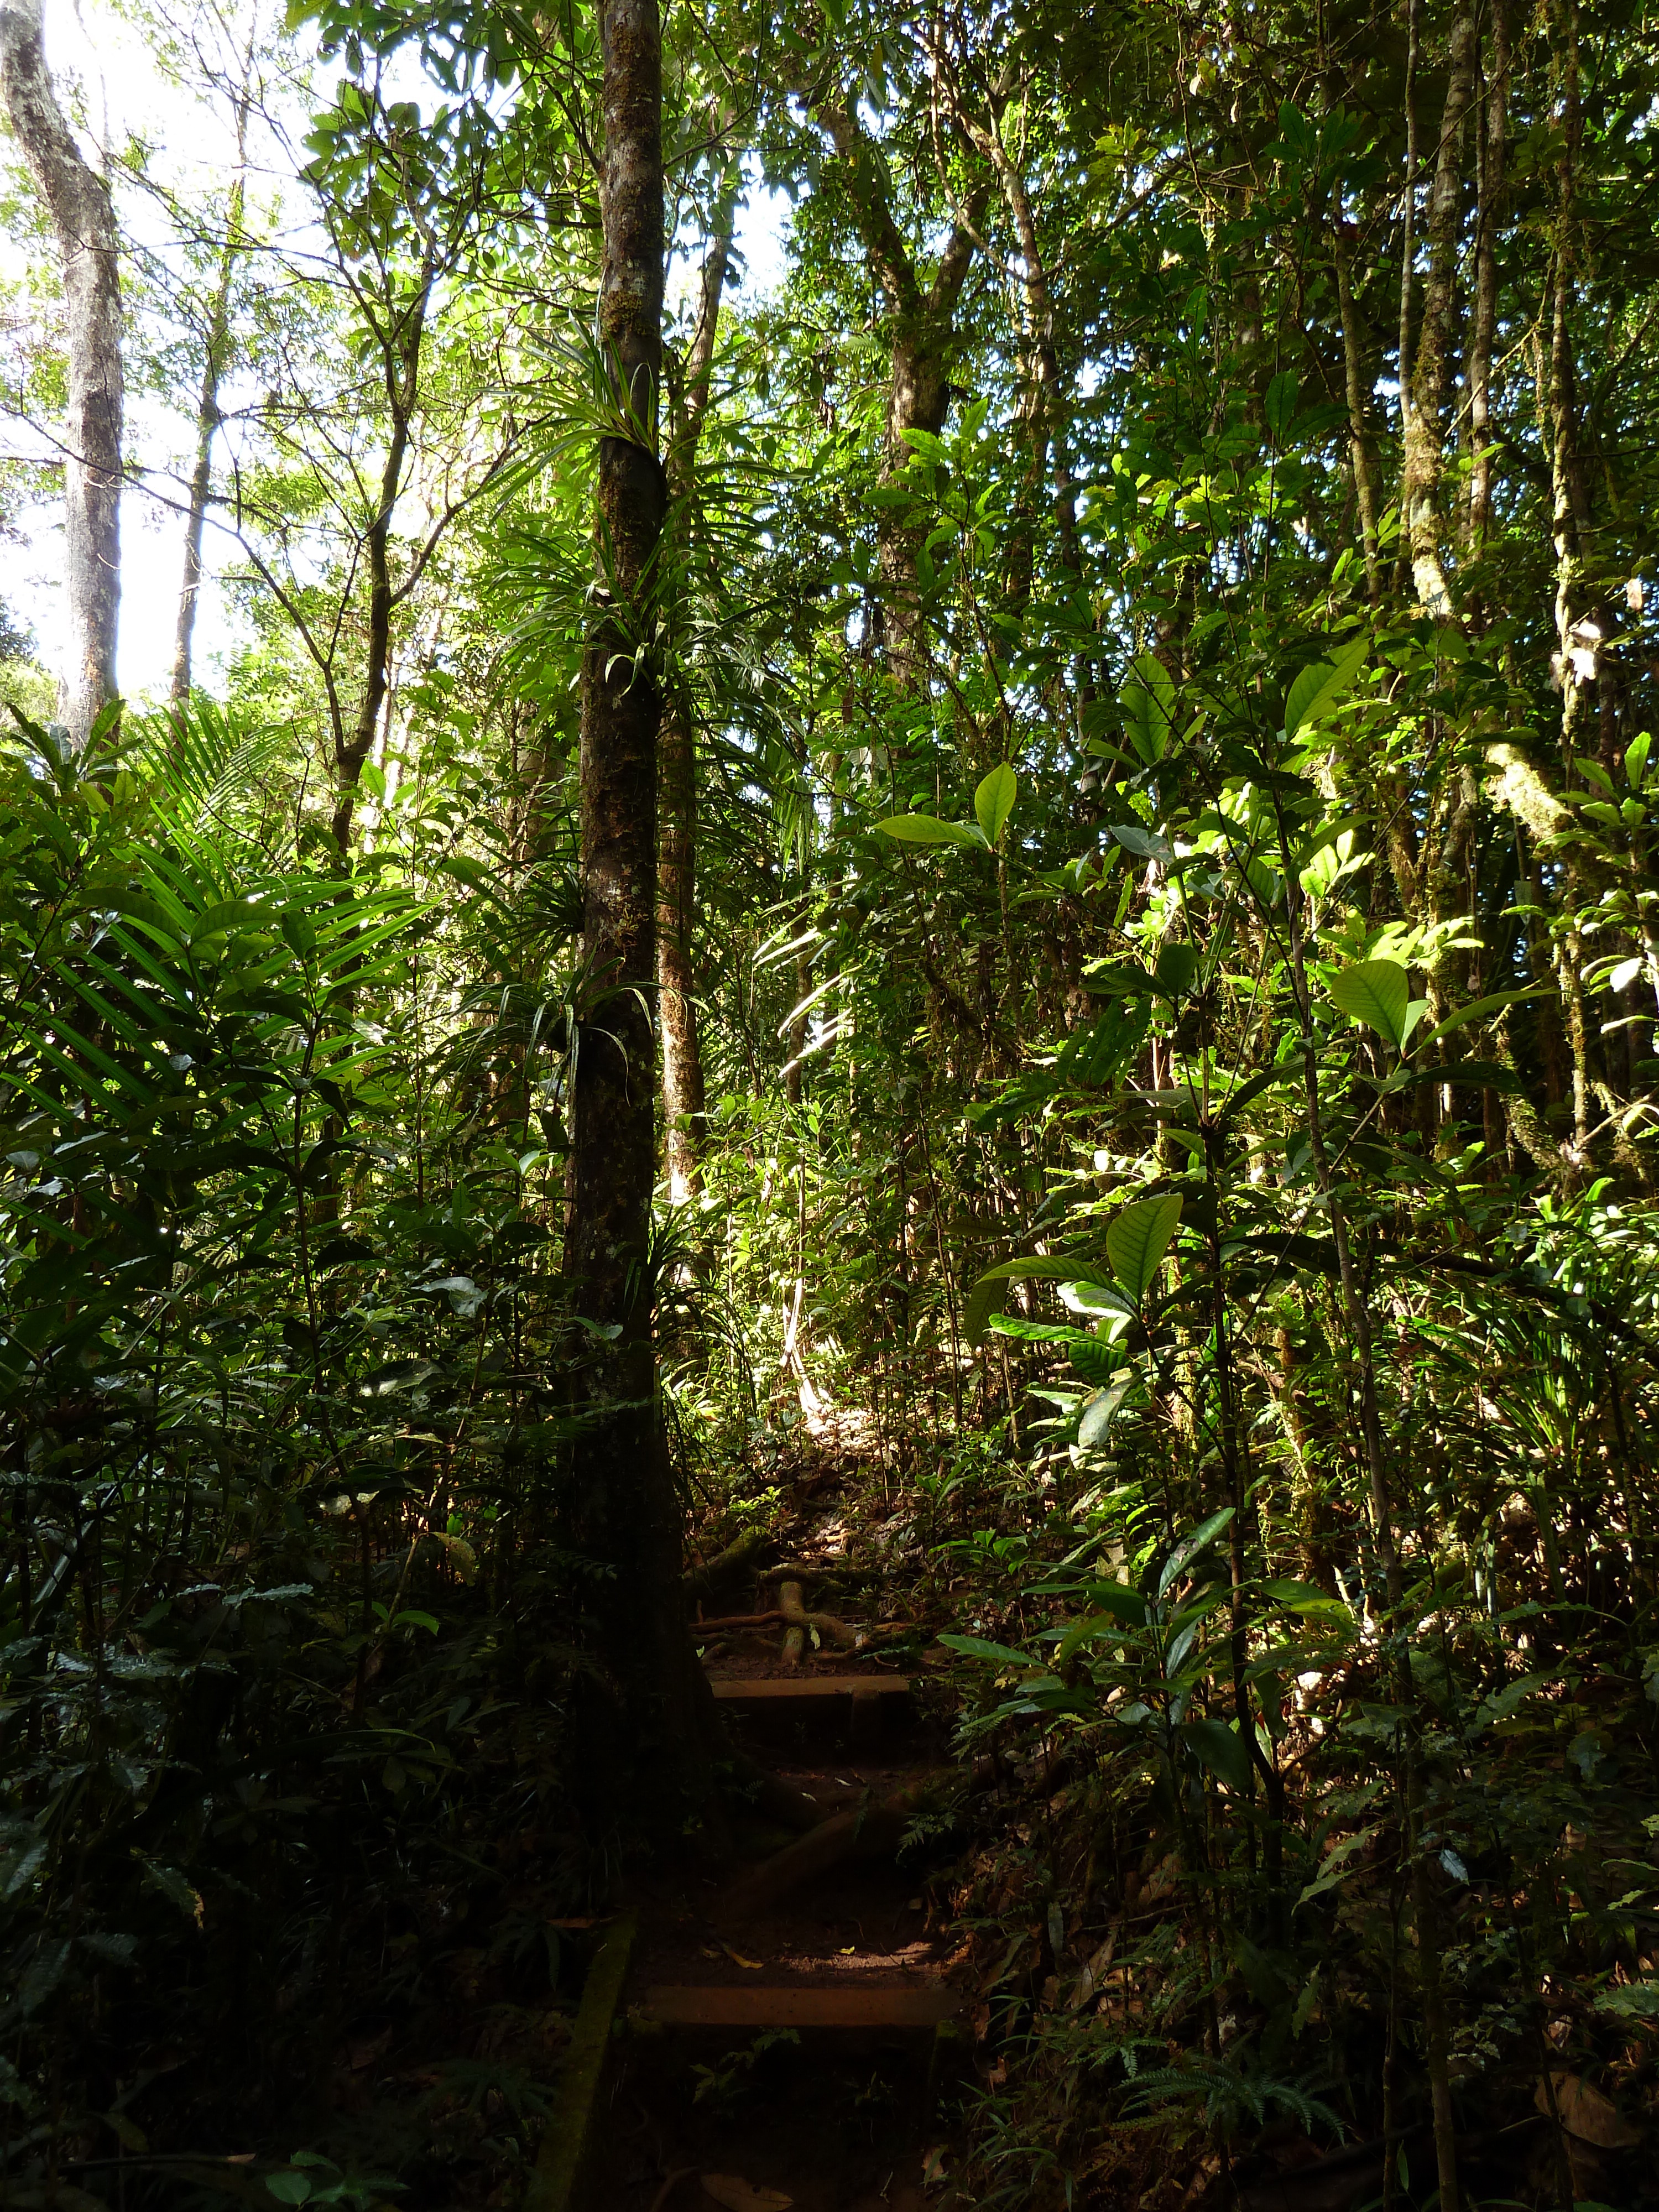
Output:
[[580, 1655, 966, 2212]]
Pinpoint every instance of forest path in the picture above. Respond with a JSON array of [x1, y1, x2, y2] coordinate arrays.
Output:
[[568, 1637, 965, 2211]]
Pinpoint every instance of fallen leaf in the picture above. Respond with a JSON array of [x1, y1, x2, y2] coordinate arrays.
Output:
[[701, 2176, 793, 2211], [1537, 2070, 1643, 2147], [921, 2145, 949, 2185], [717, 1939, 764, 1970]]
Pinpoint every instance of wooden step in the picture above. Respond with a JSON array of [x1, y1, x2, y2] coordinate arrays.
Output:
[[706, 1675, 911, 1702], [637, 1982, 963, 2030]]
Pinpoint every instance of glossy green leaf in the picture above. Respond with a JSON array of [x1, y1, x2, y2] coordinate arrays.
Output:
[[1158, 1507, 1236, 1598], [1105, 1193, 1183, 1303], [1328, 957, 1410, 1050], [964, 1256, 1113, 1343], [1285, 633, 1368, 739], [874, 812, 985, 848], [974, 762, 1017, 846], [1182, 1718, 1253, 1792]]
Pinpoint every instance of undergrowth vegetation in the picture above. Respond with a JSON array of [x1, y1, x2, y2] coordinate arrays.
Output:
[[4, 0, 1659, 2203]]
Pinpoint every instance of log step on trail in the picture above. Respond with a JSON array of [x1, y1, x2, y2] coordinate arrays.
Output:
[[705, 1675, 911, 1703], [636, 1984, 964, 2031]]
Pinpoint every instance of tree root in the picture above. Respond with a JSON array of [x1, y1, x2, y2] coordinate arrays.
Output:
[[681, 1522, 769, 1603], [690, 1608, 916, 1640], [718, 1772, 942, 1916], [721, 1739, 1076, 1913]]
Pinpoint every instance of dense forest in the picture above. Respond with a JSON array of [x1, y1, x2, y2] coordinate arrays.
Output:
[[3, 0, 1659, 2202]]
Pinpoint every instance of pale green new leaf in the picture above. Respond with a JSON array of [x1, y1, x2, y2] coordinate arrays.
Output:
[[1105, 1193, 1183, 1302], [874, 813, 985, 848], [1328, 958, 1410, 1050], [1413, 985, 1553, 1056], [974, 762, 1017, 846], [1285, 633, 1368, 740], [963, 1257, 1113, 1344]]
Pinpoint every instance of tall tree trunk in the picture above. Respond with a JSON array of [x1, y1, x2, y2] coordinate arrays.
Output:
[[1467, 0, 1508, 560], [1401, 5, 1478, 617], [173, 139, 246, 701], [812, 87, 985, 688], [1275, 801, 1462, 2212], [1333, 227, 1382, 599], [946, 70, 1080, 596], [331, 269, 430, 856], [567, 0, 713, 1821], [659, 199, 733, 1204], [0, 0, 121, 747]]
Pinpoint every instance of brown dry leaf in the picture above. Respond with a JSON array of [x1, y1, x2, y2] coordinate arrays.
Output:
[[701, 2177, 793, 2211], [1537, 2070, 1643, 2147], [921, 2144, 949, 2184]]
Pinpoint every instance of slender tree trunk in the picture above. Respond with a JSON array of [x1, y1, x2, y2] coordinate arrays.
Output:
[[962, 84, 1080, 590], [1394, 0, 1420, 598], [1333, 227, 1381, 599], [1546, 0, 1594, 764], [567, 0, 713, 1822], [659, 201, 732, 1203], [172, 142, 246, 701], [1275, 801, 1462, 2212], [331, 270, 430, 855], [0, 0, 121, 747], [1401, 5, 1478, 617], [812, 87, 985, 689], [1467, 0, 1508, 560]]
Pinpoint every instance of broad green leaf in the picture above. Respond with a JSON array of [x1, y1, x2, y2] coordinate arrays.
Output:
[[1596, 1982, 1659, 2020], [1105, 1193, 1183, 1303], [1182, 1718, 1253, 1792], [1108, 821, 1175, 864], [1054, 1611, 1123, 1667], [1078, 1378, 1130, 1448], [1080, 1579, 1150, 1629], [937, 1633, 1036, 1668], [874, 813, 985, 848], [1260, 1578, 1351, 1618], [963, 1256, 1113, 1343], [1413, 985, 1553, 1056], [1285, 633, 1368, 739], [974, 762, 1017, 846], [1154, 941, 1200, 999], [1081, 962, 1156, 997], [1296, 1823, 1383, 1909], [1158, 1507, 1236, 1598], [1328, 957, 1410, 1050], [1264, 368, 1299, 436], [1626, 731, 1652, 791], [1120, 653, 1176, 764], [139, 1858, 204, 1926]]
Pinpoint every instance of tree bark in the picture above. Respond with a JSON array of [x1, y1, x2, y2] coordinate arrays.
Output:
[[659, 201, 732, 1203], [566, 0, 713, 1825], [0, 0, 121, 746], [173, 127, 247, 701], [1401, 5, 1478, 618], [1333, 226, 1382, 599], [1467, 0, 1508, 560], [812, 87, 985, 687], [331, 266, 431, 856]]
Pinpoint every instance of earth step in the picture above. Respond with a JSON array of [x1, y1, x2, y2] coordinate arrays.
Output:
[[637, 1983, 963, 2030]]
